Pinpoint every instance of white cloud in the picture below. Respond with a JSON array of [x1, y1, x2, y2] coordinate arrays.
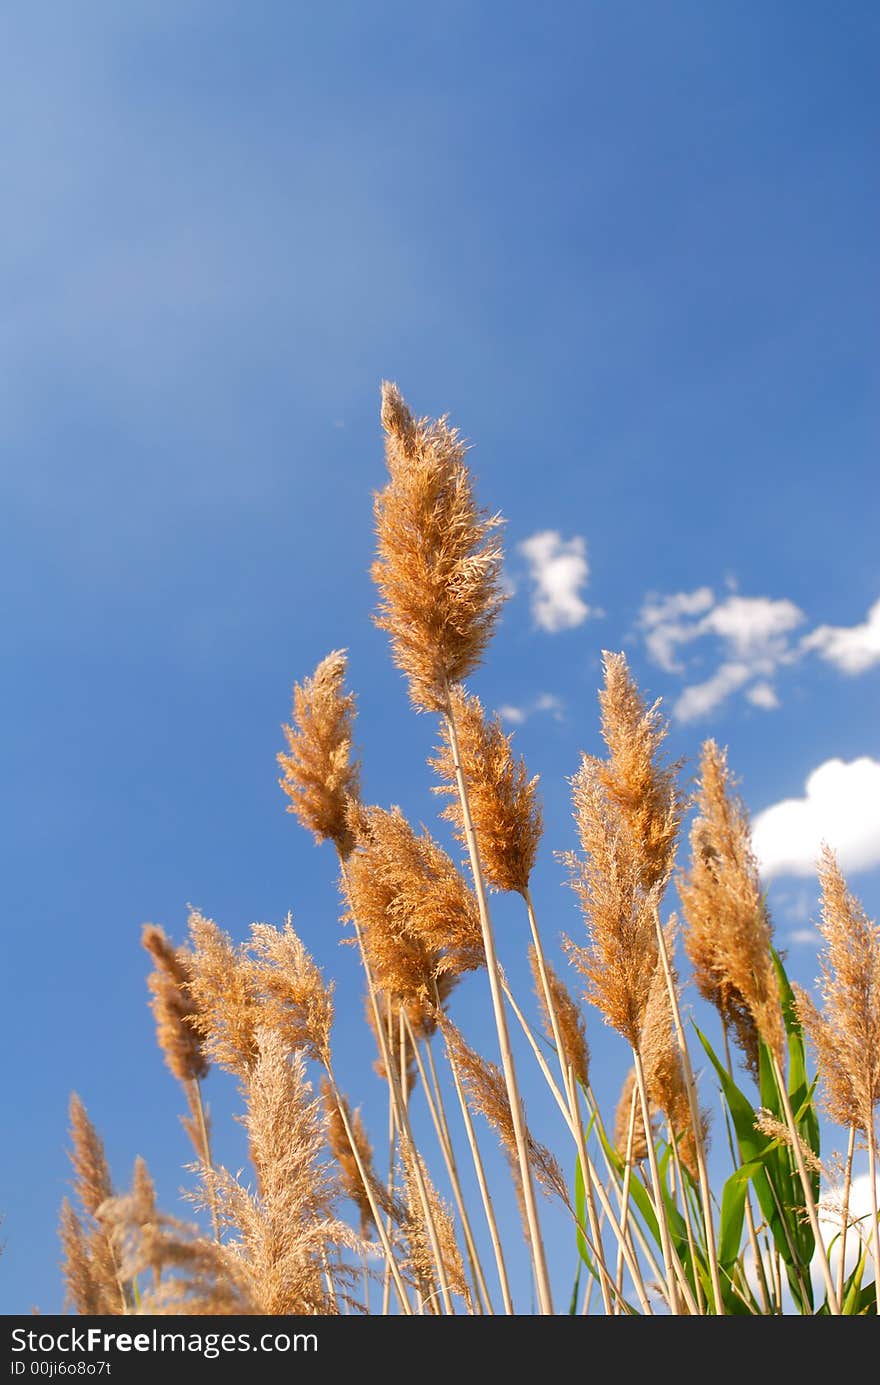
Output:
[[498, 704, 527, 725], [787, 928, 819, 945], [519, 531, 590, 632], [674, 662, 752, 722], [746, 682, 780, 710], [535, 692, 565, 721], [640, 589, 806, 720], [497, 693, 565, 726], [802, 597, 880, 675], [640, 587, 715, 672], [700, 595, 805, 662], [753, 757, 880, 879]]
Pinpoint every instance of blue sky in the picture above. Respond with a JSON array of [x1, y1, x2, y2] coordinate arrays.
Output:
[[1, 1, 877, 1313]]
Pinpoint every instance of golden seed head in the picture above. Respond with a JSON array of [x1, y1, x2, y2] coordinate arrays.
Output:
[[613, 1069, 652, 1164], [343, 803, 483, 1010], [794, 848, 880, 1132], [278, 649, 361, 857], [372, 382, 505, 712], [529, 945, 590, 1089], [678, 740, 783, 1069], [142, 924, 209, 1084], [432, 685, 542, 894], [563, 653, 683, 1047]]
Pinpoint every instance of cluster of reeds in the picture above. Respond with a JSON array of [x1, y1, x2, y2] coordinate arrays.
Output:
[[60, 385, 880, 1315]]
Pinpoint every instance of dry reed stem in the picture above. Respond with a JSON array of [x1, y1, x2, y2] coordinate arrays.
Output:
[[338, 856, 458, 1315], [442, 691, 554, 1313], [403, 1014, 490, 1313], [441, 1031, 515, 1314], [768, 1049, 840, 1313], [645, 915, 722, 1312]]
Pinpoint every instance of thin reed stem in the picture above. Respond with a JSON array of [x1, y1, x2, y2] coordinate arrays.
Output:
[[615, 1083, 637, 1312], [339, 857, 454, 1316], [769, 1050, 840, 1314], [667, 1124, 705, 1313], [189, 1078, 219, 1242], [869, 1130, 880, 1315], [652, 909, 724, 1313], [442, 685, 554, 1314], [324, 1070, 413, 1314], [837, 1124, 856, 1308], [403, 1012, 490, 1314], [631, 1047, 686, 1313], [523, 888, 614, 1314], [441, 1030, 515, 1315]]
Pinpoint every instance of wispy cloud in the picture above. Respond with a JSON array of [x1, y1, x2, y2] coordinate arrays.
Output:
[[497, 692, 565, 726], [640, 587, 714, 671], [745, 681, 780, 710], [640, 586, 879, 721], [639, 587, 804, 721], [518, 531, 590, 632], [674, 661, 753, 722], [801, 597, 880, 675], [753, 756, 880, 879]]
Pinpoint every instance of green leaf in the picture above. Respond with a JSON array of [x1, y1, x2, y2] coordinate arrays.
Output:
[[718, 1167, 750, 1269], [569, 1261, 582, 1316]]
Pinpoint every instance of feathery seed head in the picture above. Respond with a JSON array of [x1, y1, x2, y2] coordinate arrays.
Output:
[[613, 1069, 652, 1164], [529, 945, 590, 1089], [343, 804, 483, 1007], [678, 741, 783, 1068], [432, 686, 542, 894], [563, 654, 683, 1046], [278, 650, 360, 857], [187, 911, 263, 1077], [142, 924, 209, 1084], [372, 383, 505, 712], [794, 848, 880, 1132], [248, 919, 334, 1065], [639, 927, 709, 1180]]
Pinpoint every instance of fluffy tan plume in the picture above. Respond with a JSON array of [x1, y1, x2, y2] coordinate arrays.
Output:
[[278, 650, 360, 857], [793, 848, 880, 1132], [678, 741, 783, 1069], [372, 382, 505, 712], [432, 686, 542, 894]]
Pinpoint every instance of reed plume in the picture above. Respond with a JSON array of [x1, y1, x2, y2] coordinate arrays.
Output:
[[793, 849, 880, 1310], [61, 1097, 126, 1315], [678, 741, 783, 1068], [187, 910, 263, 1076], [529, 945, 590, 1090], [595, 651, 684, 892], [373, 383, 552, 1311], [640, 932, 709, 1180], [249, 918, 335, 1065], [142, 925, 209, 1085], [432, 686, 542, 894], [278, 650, 361, 857], [323, 1077, 399, 1236], [440, 1017, 567, 1206], [562, 652, 685, 1044], [211, 1029, 353, 1315], [343, 804, 483, 1002], [372, 382, 504, 713], [400, 1146, 469, 1309], [793, 848, 880, 1133], [613, 1069, 650, 1164]]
